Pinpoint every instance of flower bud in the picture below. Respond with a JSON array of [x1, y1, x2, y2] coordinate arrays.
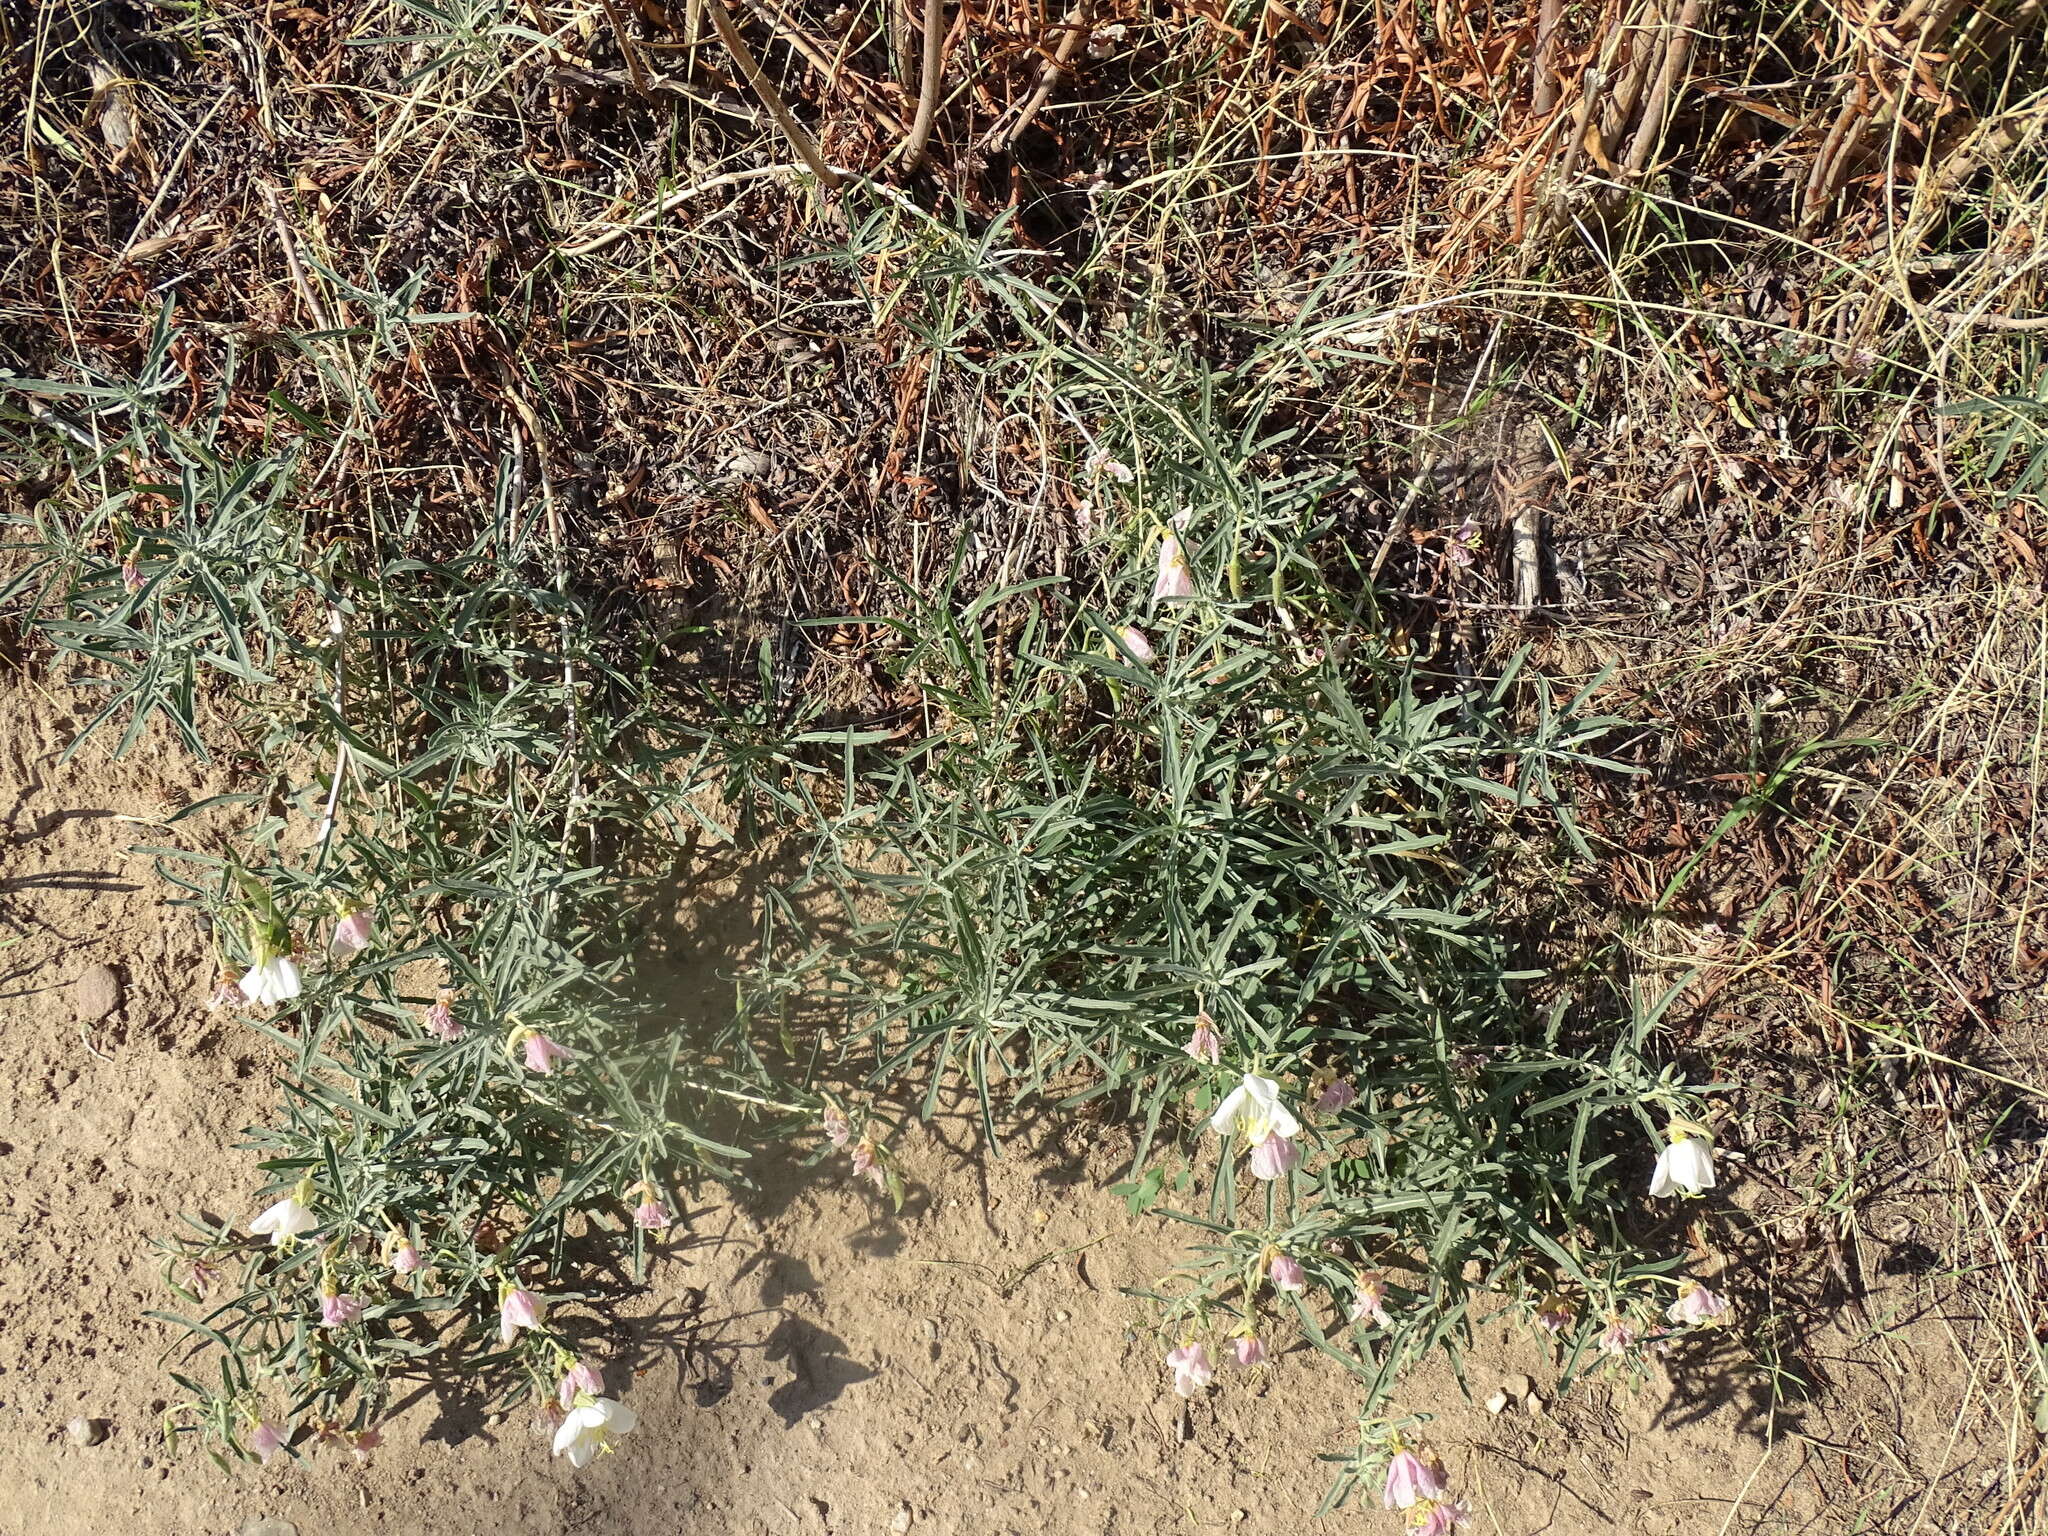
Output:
[[1153, 532, 1195, 601], [1117, 626, 1155, 664], [331, 908, 373, 958]]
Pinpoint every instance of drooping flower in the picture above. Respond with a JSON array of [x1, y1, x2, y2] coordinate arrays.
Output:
[[1247, 1129, 1299, 1180], [1533, 1294, 1575, 1335], [1650, 1132, 1717, 1198], [1153, 531, 1195, 602], [248, 1419, 287, 1465], [1382, 1449, 1449, 1510], [1349, 1274, 1392, 1328], [1599, 1317, 1639, 1355], [1412, 1496, 1473, 1534], [850, 1139, 876, 1178], [1117, 625, 1155, 664], [330, 908, 373, 958], [424, 990, 461, 1041], [1233, 1335, 1267, 1367], [1666, 1280, 1729, 1327], [390, 1240, 421, 1276], [521, 1032, 572, 1075], [633, 1195, 673, 1231], [1184, 1013, 1222, 1065], [239, 954, 302, 1009], [499, 1286, 546, 1344], [1314, 1077, 1359, 1114], [319, 1292, 364, 1328], [1268, 1254, 1307, 1294], [121, 556, 145, 594], [1165, 1342, 1214, 1397], [552, 1396, 638, 1469], [206, 974, 246, 1012], [248, 1192, 317, 1248], [346, 1427, 382, 1463], [822, 1105, 852, 1148], [557, 1360, 605, 1409]]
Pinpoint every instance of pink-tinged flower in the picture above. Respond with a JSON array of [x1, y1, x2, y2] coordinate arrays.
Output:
[[633, 1197, 672, 1231], [391, 1241, 421, 1276], [822, 1106, 852, 1148], [1666, 1280, 1729, 1326], [330, 908, 373, 958], [1382, 1449, 1449, 1510], [521, 1032, 572, 1074], [1117, 625, 1155, 664], [347, 1427, 382, 1463], [1349, 1274, 1392, 1328], [424, 990, 461, 1041], [1268, 1254, 1307, 1294], [558, 1360, 605, 1409], [1534, 1295, 1574, 1335], [1153, 532, 1195, 601], [248, 1419, 287, 1464], [1599, 1317, 1639, 1355], [121, 556, 145, 594], [319, 1293, 363, 1328], [1412, 1496, 1472, 1534], [1247, 1129, 1299, 1180], [850, 1139, 876, 1177], [206, 974, 246, 1012], [248, 1193, 317, 1247], [1233, 1335, 1267, 1367], [1165, 1343, 1214, 1397], [499, 1286, 546, 1344], [184, 1258, 221, 1296], [1315, 1077, 1358, 1114], [1184, 1013, 1222, 1065]]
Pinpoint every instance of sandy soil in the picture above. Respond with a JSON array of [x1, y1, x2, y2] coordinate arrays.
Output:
[[0, 672, 1991, 1535]]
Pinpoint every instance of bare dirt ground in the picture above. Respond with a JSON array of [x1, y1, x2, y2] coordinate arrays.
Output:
[[0, 668, 2018, 1536]]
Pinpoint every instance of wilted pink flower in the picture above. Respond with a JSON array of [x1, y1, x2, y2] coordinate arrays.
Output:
[[424, 990, 461, 1041], [850, 1139, 876, 1177], [557, 1360, 604, 1408], [1534, 1295, 1574, 1335], [1153, 532, 1195, 601], [1413, 1496, 1472, 1534], [1184, 1013, 1222, 1065], [1268, 1254, 1307, 1294], [1315, 1077, 1358, 1114], [391, 1241, 421, 1276], [521, 1032, 572, 1074], [319, 1293, 363, 1328], [1233, 1335, 1267, 1367], [1165, 1342, 1214, 1397], [248, 1419, 287, 1464], [822, 1106, 852, 1147], [633, 1197, 672, 1231], [121, 557, 144, 594], [1117, 625, 1155, 663], [1599, 1317, 1639, 1355], [499, 1286, 545, 1344], [1247, 1129, 1299, 1180], [206, 974, 246, 1012], [330, 908, 373, 958], [1349, 1274, 1392, 1328], [1666, 1280, 1729, 1326], [1382, 1449, 1448, 1510], [1443, 519, 1480, 568], [347, 1427, 381, 1463]]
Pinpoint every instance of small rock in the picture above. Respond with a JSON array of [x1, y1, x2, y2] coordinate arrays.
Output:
[[1484, 1389, 1512, 1415], [65, 1417, 108, 1446], [889, 1505, 914, 1534], [240, 1521, 300, 1536], [723, 448, 773, 481], [74, 965, 122, 1023]]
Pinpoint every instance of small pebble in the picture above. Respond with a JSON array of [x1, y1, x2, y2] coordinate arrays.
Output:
[[74, 965, 122, 1023], [889, 1505, 913, 1533], [240, 1521, 299, 1536], [65, 1416, 107, 1446]]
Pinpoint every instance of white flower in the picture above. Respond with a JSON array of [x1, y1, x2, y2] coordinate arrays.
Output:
[[1649, 1135, 1717, 1197], [239, 955, 302, 1008], [1209, 1072, 1300, 1145], [248, 1194, 317, 1247], [551, 1396, 639, 1468]]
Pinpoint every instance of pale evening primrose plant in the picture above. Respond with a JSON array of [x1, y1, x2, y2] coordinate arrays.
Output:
[[1210, 1072, 1301, 1181], [557, 1361, 604, 1408], [239, 952, 302, 1008], [1413, 1496, 1473, 1534], [1153, 531, 1195, 601], [1165, 1342, 1214, 1396], [1382, 1449, 1448, 1510], [247, 1183, 318, 1248], [499, 1286, 546, 1344]]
